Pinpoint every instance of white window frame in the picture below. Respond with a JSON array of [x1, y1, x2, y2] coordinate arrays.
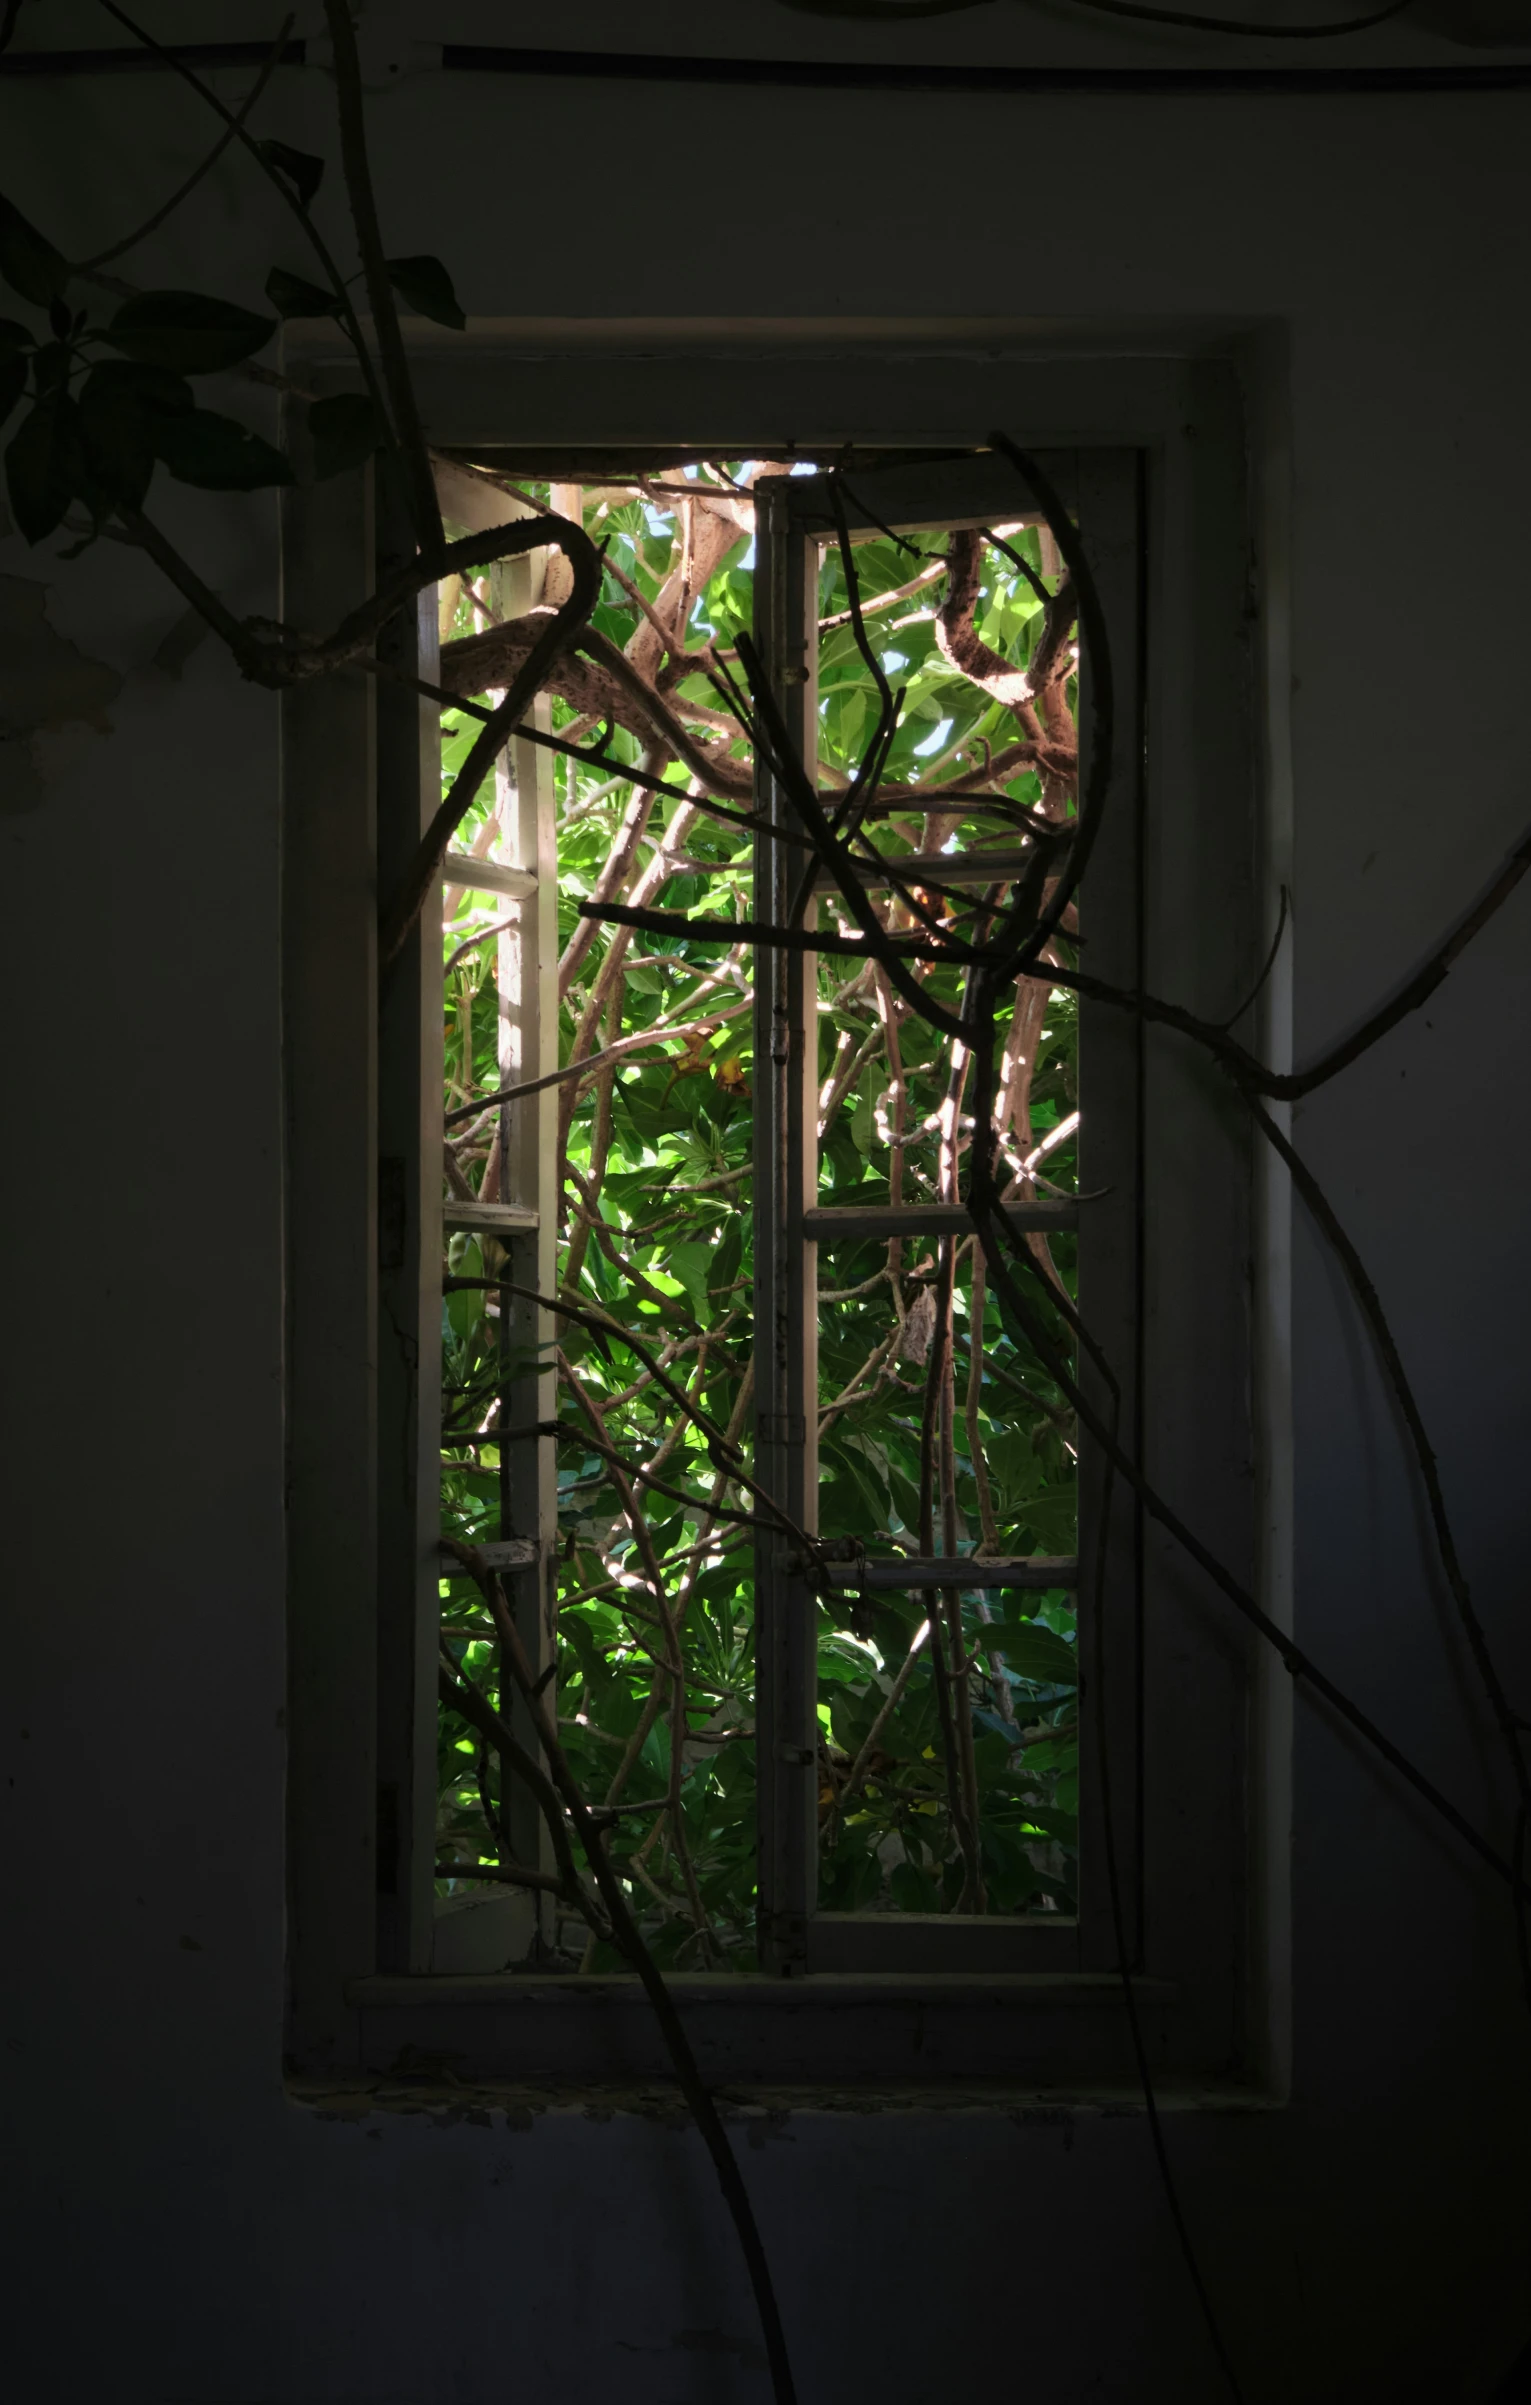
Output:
[[284, 328, 1274, 2093]]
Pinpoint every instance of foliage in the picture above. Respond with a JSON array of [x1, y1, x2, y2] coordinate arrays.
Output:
[[0, 159, 465, 543], [433, 470, 1085, 1964]]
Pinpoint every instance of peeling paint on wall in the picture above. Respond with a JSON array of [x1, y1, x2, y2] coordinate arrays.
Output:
[[0, 575, 123, 813]]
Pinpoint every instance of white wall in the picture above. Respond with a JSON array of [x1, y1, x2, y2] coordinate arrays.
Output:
[[4, 6, 1531, 2400]]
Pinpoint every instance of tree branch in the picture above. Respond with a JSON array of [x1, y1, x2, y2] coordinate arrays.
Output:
[[381, 519, 602, 967]]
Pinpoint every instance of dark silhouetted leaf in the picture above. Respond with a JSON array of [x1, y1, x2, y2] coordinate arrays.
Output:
[[307, 391, 384, 479], [265, 267, 340, 320], [256, 139, 325, 207], [5, 396, 84, 541], [76, 390, 153, 513], [81, 359, 194, 418], [383, 254, 466, 331], [987, 1619, 1078, 1688], [104, 291, 276, 374], [30, 339, 69, 398], [0, 318, 32, 354], [153, 408, 293, 491], [0, 195, 67, 306], [75, 363, 192, 515], [0, 351, 27, 427]]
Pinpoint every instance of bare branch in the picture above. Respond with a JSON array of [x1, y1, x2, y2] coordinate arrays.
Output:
[[381, 518, 601, 967]]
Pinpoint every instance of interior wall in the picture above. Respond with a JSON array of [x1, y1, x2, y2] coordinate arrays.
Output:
[[3, 7, 1530, 2400]]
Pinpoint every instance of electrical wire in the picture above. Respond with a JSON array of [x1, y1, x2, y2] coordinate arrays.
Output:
[[778, 0, 1415, 34], [1061, 0, 1414, 35]]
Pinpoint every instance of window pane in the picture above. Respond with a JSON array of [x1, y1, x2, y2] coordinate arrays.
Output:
[[810, 514, 1081, 1917], [430, 467, 1084, 1962], [434, 467, 764, 1970]]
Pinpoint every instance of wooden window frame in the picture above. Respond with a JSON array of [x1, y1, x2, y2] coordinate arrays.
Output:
[[283, 329, 1277, 2094]]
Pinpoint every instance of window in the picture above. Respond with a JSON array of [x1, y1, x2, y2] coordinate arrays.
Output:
[[285, 334, 1268, 2090]]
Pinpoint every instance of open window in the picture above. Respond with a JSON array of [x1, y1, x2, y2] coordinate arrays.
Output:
[[422, 445, 1142, 1984], [285, 337, 1263, 2090]]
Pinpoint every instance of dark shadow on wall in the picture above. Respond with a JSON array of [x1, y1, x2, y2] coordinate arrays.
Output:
[[1491, 2337, 1531, 2402]]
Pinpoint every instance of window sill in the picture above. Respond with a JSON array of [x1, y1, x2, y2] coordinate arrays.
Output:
[[343, 1970, 1193, 2087], [296, 2062, 1278, 2124]]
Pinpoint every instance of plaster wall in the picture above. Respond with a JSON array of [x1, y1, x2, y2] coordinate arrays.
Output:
[[3, 7, 1530, 2400]]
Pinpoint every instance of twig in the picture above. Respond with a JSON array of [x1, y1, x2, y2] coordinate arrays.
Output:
[[445, 996, 751, 1125], [837, 1620, 933, 1816], [1248, 1099, 1531, 2007], [381, 519, 601, 967], [445, 1542, 798, 2405], [75, 16, 292, 270], [967, 1200, 1531, 1904], [95, 0, 393, 456], [559, 1355, 720, 1960]]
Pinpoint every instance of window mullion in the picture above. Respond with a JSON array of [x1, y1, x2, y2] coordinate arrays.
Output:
[[375, 520, 447, 1976], [753, 478, 821, 1976], [494, 521, 561, 1938]]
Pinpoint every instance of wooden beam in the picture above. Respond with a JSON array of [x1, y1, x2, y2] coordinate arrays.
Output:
[[443, 852, 537, 900], [444, 1201, 540, 1235]]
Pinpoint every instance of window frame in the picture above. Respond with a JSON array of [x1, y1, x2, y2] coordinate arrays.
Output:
[[283, 329, 1271, 2093], [750, 450, 1142, 1979]]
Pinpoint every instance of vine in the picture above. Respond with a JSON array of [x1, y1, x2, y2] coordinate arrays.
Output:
[[3, 11, 1527, 2405]]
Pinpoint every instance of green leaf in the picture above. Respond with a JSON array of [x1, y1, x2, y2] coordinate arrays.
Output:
[[256, 140, 325, 207], [1009, 1804, 1078, 1847], [708, 1216, 742, 1302], [384, 254, 466, 331], [4, 396, 84, 541], [265, 267, 341, 320], [104, 291, 276, 374], [665, 1241, 714, 1325], [307, 391, 384, 479], [850, 1072, 879, 1154], [986, 1619, 1078, 1688], [0, 195, 67, 306], [153, 407, 293, 491], [616, 1067, 691, 1146], [818, 1474, 882, 1542], [888, 1859, 942, 1912]]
